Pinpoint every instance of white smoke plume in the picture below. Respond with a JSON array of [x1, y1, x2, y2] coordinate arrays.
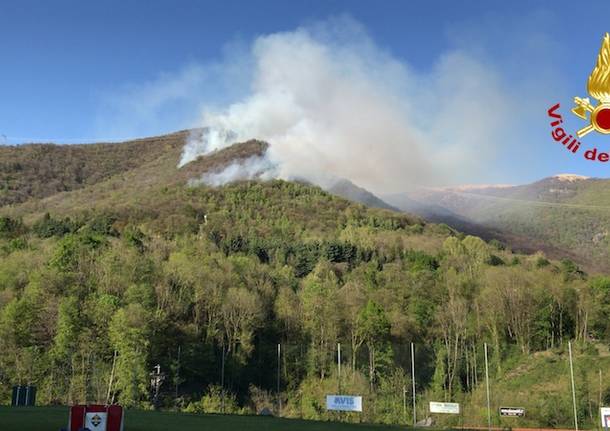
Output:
[[188, 155, 276, 187], [179, 128, 238, 167], [178, 17, 548, 193]]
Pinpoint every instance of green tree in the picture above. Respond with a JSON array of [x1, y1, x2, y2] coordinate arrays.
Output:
[[108, 304, 151, 407], [300, 261, 340, 379], [357, 300, 392, 391]]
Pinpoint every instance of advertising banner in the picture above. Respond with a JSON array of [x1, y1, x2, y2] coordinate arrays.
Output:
[[499, 407, 525, 417], [601, 407, 610, 429], [326, 395, 363, 412], [429, 402, 460, 414]]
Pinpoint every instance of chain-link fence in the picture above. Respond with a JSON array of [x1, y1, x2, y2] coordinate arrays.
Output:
[[147, 340, 604, 429]]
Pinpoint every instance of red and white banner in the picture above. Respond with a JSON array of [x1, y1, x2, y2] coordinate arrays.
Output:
[[68, 405, 123, 431]]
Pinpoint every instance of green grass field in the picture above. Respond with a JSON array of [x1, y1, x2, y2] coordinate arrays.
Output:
[[0, 406, 409, 431]]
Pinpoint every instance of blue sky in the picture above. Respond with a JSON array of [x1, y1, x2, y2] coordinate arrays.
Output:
[[2, 0, 610, 186]]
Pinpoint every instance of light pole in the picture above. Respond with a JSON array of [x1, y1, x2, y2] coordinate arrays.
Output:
[[484, 343, 491, 431], [411, 342, 417, 426], [338, 343, 342, 392], [277, 343, 282, 417], [569, 341, 579, 431]]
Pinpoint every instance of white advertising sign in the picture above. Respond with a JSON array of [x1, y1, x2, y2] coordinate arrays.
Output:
[[326, 395, 363, 412], [601, 407, 610, 428], [430, 401, 460, 414], [499, 407, 525, 417], [85, 412, 108, 431]]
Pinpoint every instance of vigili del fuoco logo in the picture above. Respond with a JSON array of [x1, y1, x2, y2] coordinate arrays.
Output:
[[548, 33, 610, 162]]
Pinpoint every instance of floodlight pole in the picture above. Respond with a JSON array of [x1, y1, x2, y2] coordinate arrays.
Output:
[[411, 342, 417, 426], [221, 342, 226, 414], [338, 343, 341, 392], [569, 341, 579, 431], [176, 345, 181, 399], [106, 350, 117, 404], [599, 368, 602, 422], [403, 385, 407, 424], [484, 343, 491, 431], [277, 343, 282, 417]]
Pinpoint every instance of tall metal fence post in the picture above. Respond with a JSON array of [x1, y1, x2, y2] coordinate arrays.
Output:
[[569, 341, 579, 431], [411, 342, 417, 426], [221, 343, 225, 414], [403, 385, 407, 424], [338, 343, 341, 393], [277, 343, 282, 417], [484, 343, 491, 431]]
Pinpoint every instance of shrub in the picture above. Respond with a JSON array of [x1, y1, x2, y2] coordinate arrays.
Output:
[[489, 239, 505, 250], [184, 385, 240, 414], [123, 225, 146, 252], [2, 237, 27, 253], [50, 233, 107, 272], [0, 216, 25, 239], [32, 213, 75, 238], [486, 254, 505, 266], [84, 213, 118, 237], [248, 385, 276, 414]]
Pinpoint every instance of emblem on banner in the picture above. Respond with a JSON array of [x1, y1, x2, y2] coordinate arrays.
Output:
[[91, 414, 102, 427]]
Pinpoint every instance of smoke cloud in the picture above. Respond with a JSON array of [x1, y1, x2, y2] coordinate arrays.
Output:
[[188, 155, 276, 187], [176, 17, 552, 192], [179, 128, 238, 168]]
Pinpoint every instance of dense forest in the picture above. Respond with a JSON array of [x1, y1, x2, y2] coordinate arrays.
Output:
[[1, 179, 609, 427]]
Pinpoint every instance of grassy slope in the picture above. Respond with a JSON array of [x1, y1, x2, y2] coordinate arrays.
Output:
[[0, 407, 407, 431]]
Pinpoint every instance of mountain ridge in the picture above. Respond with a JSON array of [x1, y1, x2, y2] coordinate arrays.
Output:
[[388, 174, 610, 271], [1, 129, 599, 272], [0, 131, 401, 224]]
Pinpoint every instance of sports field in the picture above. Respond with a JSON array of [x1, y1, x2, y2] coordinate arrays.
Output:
[[0, 406, 410, 431]]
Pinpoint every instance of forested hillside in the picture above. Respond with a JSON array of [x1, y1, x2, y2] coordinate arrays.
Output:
[[0, 134, 609, 428], [0, 131, 190, 206]]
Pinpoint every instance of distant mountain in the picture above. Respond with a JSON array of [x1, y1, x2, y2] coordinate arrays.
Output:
[[384, 191, 501, 240], [387, 174, 610, 271], [327, 179, 397, 211], [384, 191, 467, 222]]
